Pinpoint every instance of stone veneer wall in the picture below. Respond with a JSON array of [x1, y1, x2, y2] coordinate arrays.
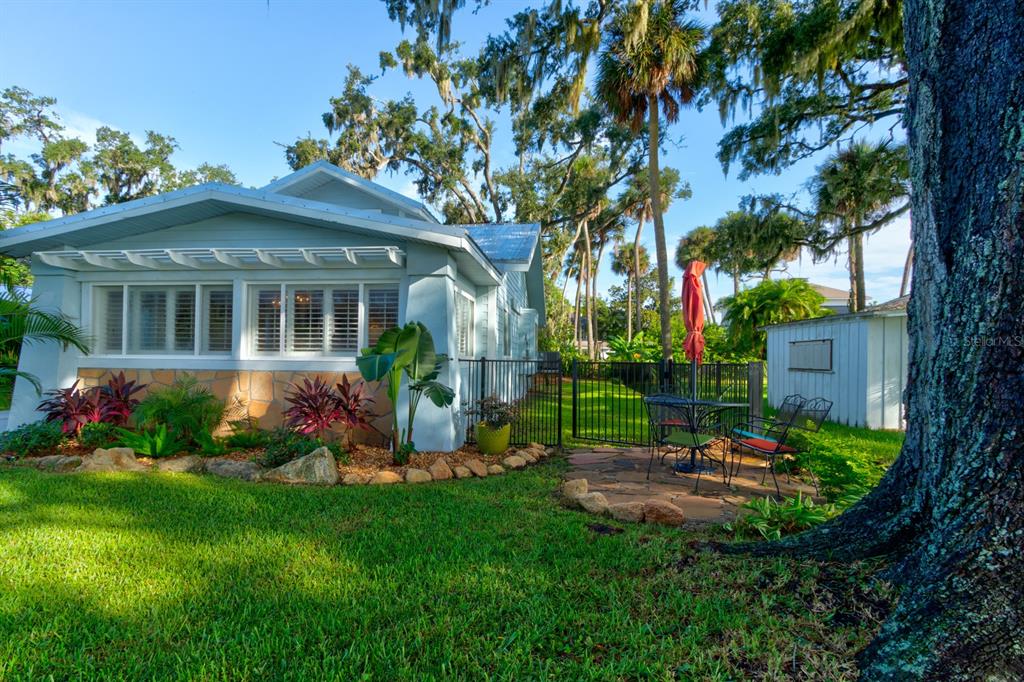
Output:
[[77, 368, 393, 443]]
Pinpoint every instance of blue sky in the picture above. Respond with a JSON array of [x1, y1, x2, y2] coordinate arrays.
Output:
[[1, 0, 910, 307]]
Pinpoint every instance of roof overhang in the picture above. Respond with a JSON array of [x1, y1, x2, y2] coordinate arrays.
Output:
[[0, 184, 502, 286], [35, 246, 405, 271]]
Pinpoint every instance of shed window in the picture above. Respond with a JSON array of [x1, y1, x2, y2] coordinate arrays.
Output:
[[789, 339, 832, 371]]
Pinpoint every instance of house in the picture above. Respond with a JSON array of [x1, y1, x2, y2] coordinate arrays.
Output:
[[806, 281, 854, 315], [1, 161, 545, 451], [764, 296, 908, 430]]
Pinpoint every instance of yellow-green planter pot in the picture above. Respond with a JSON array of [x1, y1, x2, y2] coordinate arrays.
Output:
[[475, 422, 511, 455]]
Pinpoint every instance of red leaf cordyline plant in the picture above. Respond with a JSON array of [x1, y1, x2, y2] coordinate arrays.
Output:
[[283, 376, 342, 440], [38, 381, 104, 434], [97, 371, 146, 426], [37, 373, 150, 434], [336, 375, 375, 449]]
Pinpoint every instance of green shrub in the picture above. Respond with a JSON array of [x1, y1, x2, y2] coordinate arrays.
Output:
[[132, 375, 225, 446], [726, 493, 839, 541], [223, 419, 272, 449], [78, 422, 119, 450], [196, 432, 230, 457], [0, 421, 65, 458], [259, 428, 324, 468], [115, 425, 183, 458]]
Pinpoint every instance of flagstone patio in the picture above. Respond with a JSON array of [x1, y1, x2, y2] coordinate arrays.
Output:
[[565, 444, 819, 524]]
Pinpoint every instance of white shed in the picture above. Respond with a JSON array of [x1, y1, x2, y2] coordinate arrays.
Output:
[[764, 296, 909, 430]]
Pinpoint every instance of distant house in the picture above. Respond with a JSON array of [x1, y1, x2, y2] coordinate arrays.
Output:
[[764, 296, 908, 430], [806, 281, 854, 314], [0, 161, 545, 450]]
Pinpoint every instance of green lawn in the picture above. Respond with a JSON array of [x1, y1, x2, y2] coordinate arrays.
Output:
[[0, 464, 888, 680]]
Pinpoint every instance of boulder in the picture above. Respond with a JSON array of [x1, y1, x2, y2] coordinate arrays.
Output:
[[27, 455, 82, 472], [545, 447, 557, 457], [642, 499, 686, 526], [342, 473, 372, 485], [405, 468, 432, 484], [528, 442, 545, 452], [453, 465, 473, 479], [156, 455, 204, 474], [76, 447, 148, 473], [561, 478, 588, 500], [369, 470, 402, 485], [502, 455, 527, 470], [262, 447, 339, 486], [464, 459, 488, 478], [530, 448, 547, 459], [486, 464, 505, 475], [205, 459, 263, 482], [577, 492, 609, 515], [608, 501, 646, 523], [428, 457, 454, 481], [517, 450, 538, 464]]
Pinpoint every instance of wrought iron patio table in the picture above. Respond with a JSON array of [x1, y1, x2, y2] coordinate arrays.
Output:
[[643, 394, 747, 474]]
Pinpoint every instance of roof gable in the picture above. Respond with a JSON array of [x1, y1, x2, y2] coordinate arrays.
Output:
[[263, 161, 437, 223]]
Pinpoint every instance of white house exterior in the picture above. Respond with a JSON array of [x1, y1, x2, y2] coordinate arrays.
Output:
[[807, 281, 853, 315], [1, 162, 545, 451], [764, 296, 908, 430]]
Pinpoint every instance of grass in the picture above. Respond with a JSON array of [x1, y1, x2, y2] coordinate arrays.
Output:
[[0, 463, 890, 680]]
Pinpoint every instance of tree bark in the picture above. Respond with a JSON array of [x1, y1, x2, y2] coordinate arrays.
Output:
[[847, 232, 860, 312], [626, 253, 634, 341], [853, 231, 867, 310], [582, 219, 595, 360], [592, 239, 606, 351], [721, 2, 1024, 679], [647, 96, 673, 360], [633, 219, 644, 336]]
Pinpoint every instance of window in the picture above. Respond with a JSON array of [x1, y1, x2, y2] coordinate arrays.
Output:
[[789, 339, 832, 371], [94, 284, 233, 355], [366, 286, 399, 347], [455, 291, 474, 357], [249, 283, 397, 355]]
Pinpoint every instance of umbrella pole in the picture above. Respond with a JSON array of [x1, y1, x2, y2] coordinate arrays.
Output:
[[691, 358, 697, 401]]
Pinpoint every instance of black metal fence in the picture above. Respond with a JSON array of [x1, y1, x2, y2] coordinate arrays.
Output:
[[571, 359, 762, 446], [460, 357, 563, 447]]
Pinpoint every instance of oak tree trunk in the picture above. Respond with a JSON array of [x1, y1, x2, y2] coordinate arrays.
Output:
[[647, 96, 673, 360], [724, 2, 1024, 679]]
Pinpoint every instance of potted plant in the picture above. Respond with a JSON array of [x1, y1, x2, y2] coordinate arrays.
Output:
[[469, 396, 518, 455]]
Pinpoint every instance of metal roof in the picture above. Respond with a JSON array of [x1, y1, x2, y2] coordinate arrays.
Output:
[[463, 223, 541, 270], [762, 295, 909, 330]]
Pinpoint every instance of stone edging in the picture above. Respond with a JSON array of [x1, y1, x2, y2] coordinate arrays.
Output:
[[11, 443, 556, 487], [560, 478, 687, 527]]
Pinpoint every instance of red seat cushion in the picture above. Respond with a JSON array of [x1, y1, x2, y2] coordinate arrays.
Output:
[[660, 418, 691, 427], [738, 437, 796, 453]]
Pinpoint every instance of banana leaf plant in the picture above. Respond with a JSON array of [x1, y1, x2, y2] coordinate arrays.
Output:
[[356, 322, 454, 454]]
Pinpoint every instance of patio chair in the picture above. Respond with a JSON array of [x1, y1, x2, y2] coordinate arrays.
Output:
[[731, 406, 802, 498], [644, 396, 731, 492], [731, 394, 806, 442]]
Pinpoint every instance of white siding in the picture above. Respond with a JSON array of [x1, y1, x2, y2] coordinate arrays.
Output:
[[766, 314, 908, 430]]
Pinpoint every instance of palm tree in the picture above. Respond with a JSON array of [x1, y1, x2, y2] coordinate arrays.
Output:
[[809, 140, 910, 311], [611, 242, 650, 340], [0, 290, 90, 393], [718, 279, 829, 358], [597, 1, 704, 360]]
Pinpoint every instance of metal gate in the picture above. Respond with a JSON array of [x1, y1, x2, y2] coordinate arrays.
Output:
[[460, 357, 563, 447], [571, 359, 762, 446]]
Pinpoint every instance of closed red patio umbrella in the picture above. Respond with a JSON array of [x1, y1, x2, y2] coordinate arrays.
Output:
[[682, 260, 707, 365]]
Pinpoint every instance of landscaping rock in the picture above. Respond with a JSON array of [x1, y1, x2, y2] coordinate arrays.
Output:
[[464, 459, 488, 478], [26, 455, 82, 472], [156, 455, 204, 474], [561, 478, 588, 501], [502, 455, 527, 470], [517, 449, 538, 464], [577, 492, 609, 515], [369, 471, 402, 485], [608, 501, 646, 523], [453, 465, 473, 479], [405, 468, 432, 484], [205, 459, 263, 482], [528, 442, 545, 452], [486, 464, 505, 475], [545, 447, 557, 457], [343, 473, 372, 485], [262, 447, 339, 486], [642, 499, 686, 526], [428, 457, 454, 481], [76, 447, 148, 473]]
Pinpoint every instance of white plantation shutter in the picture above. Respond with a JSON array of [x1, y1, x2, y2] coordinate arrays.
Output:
[[173, 289, 195, 351], [289, 288, 324, 352], [94, 286, 124, 353], [331, 287, 359, 353], [455, 293, 473, 356], [203, 286, 233, 353], [366, 286, 399, 346], [130, 289, 166, 352], [254, 288, 282, 353]]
